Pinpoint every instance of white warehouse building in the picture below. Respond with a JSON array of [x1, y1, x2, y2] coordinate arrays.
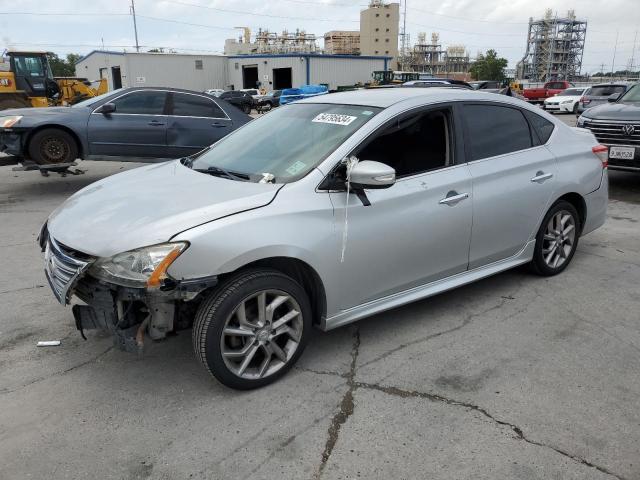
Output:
[[76, 51, 391, 92]]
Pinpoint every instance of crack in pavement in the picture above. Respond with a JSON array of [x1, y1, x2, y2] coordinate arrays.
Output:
[[0, 284, 45, 296], [358, 289, 523, 371], [355, 381, 628, 480], [314, 327, 360, 480], [0, 345, 114, 395]]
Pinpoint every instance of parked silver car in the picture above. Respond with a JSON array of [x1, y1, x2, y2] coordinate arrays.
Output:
[[40, 88, 608, 389]]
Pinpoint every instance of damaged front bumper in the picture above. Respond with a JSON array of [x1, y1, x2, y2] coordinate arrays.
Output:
[[0, 129, 25, 156], [72, 275, 217, 354], [41, 230, 217, 354]]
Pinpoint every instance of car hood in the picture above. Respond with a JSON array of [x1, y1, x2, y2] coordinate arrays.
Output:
[[47, 160, 281, 257], [583, 102, 640, 120]]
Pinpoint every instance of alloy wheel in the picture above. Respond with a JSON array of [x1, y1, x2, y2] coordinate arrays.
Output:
[[220, 289, 303, 380], [542, 210, 576, 269]]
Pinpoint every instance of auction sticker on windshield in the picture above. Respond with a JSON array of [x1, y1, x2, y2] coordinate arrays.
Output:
[[312, 113, 357, 126]]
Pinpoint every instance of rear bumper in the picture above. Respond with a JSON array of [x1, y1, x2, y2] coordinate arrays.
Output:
[[582, 170, 608, 236]]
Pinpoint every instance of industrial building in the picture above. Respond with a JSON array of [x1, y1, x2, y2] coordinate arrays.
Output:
[[407, 33, 470, 78], [76, 50, 390, 92], [224, 28, 318, 56], [360, 0, 399, 68], [517, 9, 587, 82], [324, 31, 360, 55], [75, 51, 228, 92]]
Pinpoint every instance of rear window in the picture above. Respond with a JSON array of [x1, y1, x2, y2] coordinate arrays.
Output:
[[464, 104, 532, 160], [561, 88, 583, 96], [589, 85, 627, 96], [523, 110, 555, 145]]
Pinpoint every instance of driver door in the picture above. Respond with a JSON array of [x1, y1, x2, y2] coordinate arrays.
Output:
[[87, 90, 169, 157], [326, 105, 473, 309]]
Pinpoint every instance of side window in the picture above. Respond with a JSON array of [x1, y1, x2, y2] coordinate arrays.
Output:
[[357, 108, 452, 178], [523, 110, 555, 144], [464, 104, 532, 161], [111, 91, 166, 114], [171, 93, 225, 118]]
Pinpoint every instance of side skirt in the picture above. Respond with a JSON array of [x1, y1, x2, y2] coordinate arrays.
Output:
[[322, 240, 536, 331]]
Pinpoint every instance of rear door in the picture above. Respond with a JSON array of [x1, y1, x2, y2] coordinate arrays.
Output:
[[463, 103, 557, 268], [165, 92, 232, 157], [87, 90, 168, 157]]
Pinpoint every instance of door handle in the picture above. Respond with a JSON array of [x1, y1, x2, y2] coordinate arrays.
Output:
[[211, 123, 226, 128], [530, 171, 553, 183], [439, 191, 469, 206], [148, 120, 165, 126]]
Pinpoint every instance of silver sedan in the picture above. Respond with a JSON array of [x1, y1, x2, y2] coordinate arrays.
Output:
[[42, 88, 608, 389]]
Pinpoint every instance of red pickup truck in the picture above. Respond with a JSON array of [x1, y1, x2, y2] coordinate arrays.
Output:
[[523, 81, 573, 103]]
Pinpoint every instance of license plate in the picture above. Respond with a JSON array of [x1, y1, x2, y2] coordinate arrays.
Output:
[[609, 146, 635, 160]]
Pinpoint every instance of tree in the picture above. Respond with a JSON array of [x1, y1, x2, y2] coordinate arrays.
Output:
[[469, 49, 508, 81], [47, 53, 82, 77]]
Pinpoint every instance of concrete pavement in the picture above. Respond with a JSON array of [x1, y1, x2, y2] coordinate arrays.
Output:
[[1, 129, 639, 479]]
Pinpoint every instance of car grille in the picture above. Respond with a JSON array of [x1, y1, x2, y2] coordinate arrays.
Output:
[[44, 236, 92, 305], [582, 119, 640, 148]]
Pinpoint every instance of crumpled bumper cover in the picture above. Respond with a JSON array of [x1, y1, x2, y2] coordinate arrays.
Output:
[[0, 130, 24, 156]]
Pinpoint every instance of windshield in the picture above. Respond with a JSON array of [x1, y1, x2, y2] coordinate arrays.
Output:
[[620, 84, 640, 102], [71, 89, 123, 108], [12, 55, 50, 78], [189, 103, 382, 182], [560, 88, 583, 96]]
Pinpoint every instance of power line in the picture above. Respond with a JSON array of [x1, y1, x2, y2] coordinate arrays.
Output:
[[0, 11, 129, 16], [160, 0, 359, 23], [136, 14, 237, 31]]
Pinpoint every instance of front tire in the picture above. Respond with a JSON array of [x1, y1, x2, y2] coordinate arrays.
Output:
[[530, 200, 580, 276], [28, 128, 78, 165], [192, 269, 312, 389], [572, 102, 579, 114]]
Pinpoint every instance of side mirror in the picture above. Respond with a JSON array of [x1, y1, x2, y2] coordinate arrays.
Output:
[[608, 93, 621, 103], [349, 160, 396, 189], [96, 102, 116, 114]]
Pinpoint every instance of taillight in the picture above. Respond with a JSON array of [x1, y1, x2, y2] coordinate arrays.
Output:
[[592, 144, 608, 168], [580, 96, 591, 105]]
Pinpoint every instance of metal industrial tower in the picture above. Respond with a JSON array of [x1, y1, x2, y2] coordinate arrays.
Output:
[[517, 9, 587, 81]]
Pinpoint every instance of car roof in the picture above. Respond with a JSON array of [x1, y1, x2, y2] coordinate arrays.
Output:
[[299, 87, 509, 108], [117, 86, 218, 98]]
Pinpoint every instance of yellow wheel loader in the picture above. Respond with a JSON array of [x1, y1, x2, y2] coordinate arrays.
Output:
[[0, 50, 107, 111]]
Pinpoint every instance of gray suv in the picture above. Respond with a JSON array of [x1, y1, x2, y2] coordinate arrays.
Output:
[[40, 88, 608, 389], [576, 82, 634, 115], [577, 82, 640, 171]]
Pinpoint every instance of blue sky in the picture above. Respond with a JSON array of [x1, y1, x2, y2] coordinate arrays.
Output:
[[1, 0, 638, 73]]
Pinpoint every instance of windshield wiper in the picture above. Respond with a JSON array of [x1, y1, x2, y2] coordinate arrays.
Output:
[[194, 165, 251, 181]]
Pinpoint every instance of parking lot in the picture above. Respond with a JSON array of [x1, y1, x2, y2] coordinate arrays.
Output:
[[1, 112, 639, 480]]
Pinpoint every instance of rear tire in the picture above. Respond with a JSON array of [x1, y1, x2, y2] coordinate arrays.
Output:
[[529, 200, 580, 276], [242, 103, 252, 114], [27, 128, 78, 165], [192, 269, 312, 390]]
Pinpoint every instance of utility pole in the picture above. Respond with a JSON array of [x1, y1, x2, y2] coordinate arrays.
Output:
[[400, 0, 407, 71], [611, 31, 618, 78], [630, 30, 638, 74], [130, 0, 140, 52]]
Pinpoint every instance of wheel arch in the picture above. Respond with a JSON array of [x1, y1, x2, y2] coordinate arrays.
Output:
[[555, 192, 586, 232], [218, 256, 327, 327], [23, 124, 84, 160]]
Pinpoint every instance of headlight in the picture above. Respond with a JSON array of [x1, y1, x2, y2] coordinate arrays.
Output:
[[1, 116, 23, 128], [561, 99, 573, 104], [89, 242, 188, 288]]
